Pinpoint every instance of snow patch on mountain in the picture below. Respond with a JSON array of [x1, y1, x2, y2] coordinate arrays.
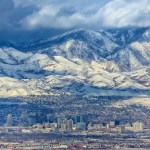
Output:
[[113, 97, 150, 108], [0, 27, 150, 98]]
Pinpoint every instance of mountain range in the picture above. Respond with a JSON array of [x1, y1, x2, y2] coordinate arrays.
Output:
[[0, 27, 150, 97]]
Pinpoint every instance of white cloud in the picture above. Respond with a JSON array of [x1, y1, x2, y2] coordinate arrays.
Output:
[[18, 0, 150, 29], [97, 0, 150, 27], [19, 1, 91, 29]]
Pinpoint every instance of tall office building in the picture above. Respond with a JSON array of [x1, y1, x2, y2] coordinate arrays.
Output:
[[109, 121, 115, 127], [132, 121, 144, 132], [115, 120, 120, 126], [76, 122, 86, 130], [20, 112, 28, 126], [76, 115, 84, 123], [147, 119, 150, 127], [57, 117, 65, 128], [46, 114, 51, 123], [67, 119, 73, 130], [61, 123, 67, 131], [62, 119, 68, 124], [6, 114, 13, 126], [125, 123, 132, 131], [50, 123, 57, 131]]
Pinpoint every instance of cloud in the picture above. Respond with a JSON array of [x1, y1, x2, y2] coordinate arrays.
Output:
[[17, 0, 94, 29], [0, 0, 150, 42], [2, 0, 149, 31], [15, 0, 110, 29], [20, 4, 88, 29], [97, 0, 150, 27], [18, 0, 150, 30]]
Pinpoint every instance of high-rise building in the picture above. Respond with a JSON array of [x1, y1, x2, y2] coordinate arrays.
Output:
[[125, 123, 132, 131], [6, 114, 13, 126], [76, 122, 86, 131], [20, 112, 28, 126], [109, 121, 115, 127], [62, 119, 68, 124], [147, 119, 150, 128], [50, 123, 57, 131], [115, 120, 120, 126], [76, 115, 84, 123], [132, 121, 144, 132], [61, 123, 67, 131], [57, 117, 65, 128], [67, 119, 73, 130], [101, 122, 107, 126], [46, 114, 51, 123]]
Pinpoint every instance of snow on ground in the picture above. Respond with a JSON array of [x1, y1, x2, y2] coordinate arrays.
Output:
[[113, 97, 150, 108], [0, 28, 150, 97]]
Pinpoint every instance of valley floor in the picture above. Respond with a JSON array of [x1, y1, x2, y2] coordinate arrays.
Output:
[[0, 132, 149, 149]]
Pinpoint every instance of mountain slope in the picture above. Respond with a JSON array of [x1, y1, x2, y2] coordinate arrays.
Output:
[[32, 27, 150, 72], [0, 27, 150, 97]]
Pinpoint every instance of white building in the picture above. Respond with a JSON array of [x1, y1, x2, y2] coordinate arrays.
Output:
[[125, 123, 133, 131], [132, 121, 144, 132]]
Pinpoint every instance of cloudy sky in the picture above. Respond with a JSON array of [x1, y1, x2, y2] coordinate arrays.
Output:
[[0, 0, 150, 42]]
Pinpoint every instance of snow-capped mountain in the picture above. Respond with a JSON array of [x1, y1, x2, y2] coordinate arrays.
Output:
[[23, 27, 150, 71], [0, 27, 150, 97]]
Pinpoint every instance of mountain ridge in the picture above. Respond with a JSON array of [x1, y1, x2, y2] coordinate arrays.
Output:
[[0, 27, 150, 97]]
